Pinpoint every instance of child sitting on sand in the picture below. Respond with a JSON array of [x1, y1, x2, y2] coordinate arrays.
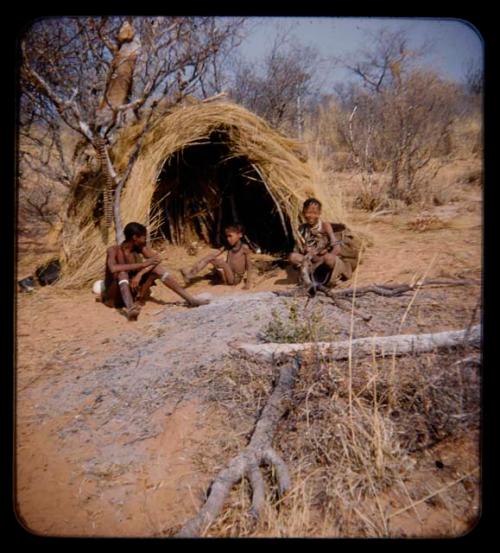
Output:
[[181, 223, 254, 289]]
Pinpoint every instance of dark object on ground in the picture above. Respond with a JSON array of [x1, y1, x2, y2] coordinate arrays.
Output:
[[36, 259, 61, 286], [18, 276, 35, 292]]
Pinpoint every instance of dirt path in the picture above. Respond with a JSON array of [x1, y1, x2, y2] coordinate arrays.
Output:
[[15, 183, 482, 537]]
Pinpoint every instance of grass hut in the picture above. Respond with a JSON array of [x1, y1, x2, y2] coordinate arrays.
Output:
[[61, 100, 344, 287]]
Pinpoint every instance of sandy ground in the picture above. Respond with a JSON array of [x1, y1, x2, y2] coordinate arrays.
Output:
[[15, 178, 482, 537]]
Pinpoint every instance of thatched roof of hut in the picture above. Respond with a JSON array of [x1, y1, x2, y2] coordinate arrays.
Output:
[[61, 100, 345, 287]]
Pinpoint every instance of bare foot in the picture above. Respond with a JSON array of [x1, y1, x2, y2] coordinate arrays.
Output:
[[187, 298, 210, 307], [180, 268, 192, 285], [124, 304, 141, 321]]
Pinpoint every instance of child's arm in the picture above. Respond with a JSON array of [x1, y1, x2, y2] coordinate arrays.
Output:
[[243, 246, 254, 290]]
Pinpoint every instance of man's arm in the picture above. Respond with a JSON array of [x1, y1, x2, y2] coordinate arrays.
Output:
[[130, 263, 156, 290], [141, 245, 162, 262], [126, 245, 162, 289], [107, 246, 156, 274]]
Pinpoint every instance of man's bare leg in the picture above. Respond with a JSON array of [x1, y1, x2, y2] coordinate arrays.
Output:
[[136, 273, 157, 305], [118, 271, 141, 320], [153, 265, 209, 306]]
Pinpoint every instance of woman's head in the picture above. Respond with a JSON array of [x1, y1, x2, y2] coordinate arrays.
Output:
[[302, 198, 322, 226]]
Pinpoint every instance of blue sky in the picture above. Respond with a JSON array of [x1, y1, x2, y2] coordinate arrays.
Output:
[[236, 17, 483, 91]]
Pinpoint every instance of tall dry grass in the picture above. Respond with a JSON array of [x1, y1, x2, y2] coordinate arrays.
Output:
[[191, 342, 479, 537]]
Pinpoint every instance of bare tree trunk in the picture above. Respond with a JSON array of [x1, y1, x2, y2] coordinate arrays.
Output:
[[233, 325, 481, 363], [176, 358, 301, 537], [390, 157, 401, 198]]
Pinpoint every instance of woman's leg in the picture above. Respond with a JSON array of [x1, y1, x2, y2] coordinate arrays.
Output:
[[322, 253, 337, 269], [288, 252, 304, 267]]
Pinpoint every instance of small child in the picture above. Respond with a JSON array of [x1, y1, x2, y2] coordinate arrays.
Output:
[[181, 224, 254, 289]]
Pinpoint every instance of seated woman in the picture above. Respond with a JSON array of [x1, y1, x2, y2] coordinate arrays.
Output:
[[288, 198, 359, 291]]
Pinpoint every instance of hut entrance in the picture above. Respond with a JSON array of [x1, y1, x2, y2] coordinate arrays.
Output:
[[150, 130, 294, 254]]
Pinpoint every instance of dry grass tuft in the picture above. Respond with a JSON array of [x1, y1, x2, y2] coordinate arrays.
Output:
[[262, 298, 332, 344]]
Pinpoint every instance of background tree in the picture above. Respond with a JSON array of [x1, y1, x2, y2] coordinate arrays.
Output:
[[20, 16, 246, 243], [229, 26, 325, 135], [333, 28, 460, 206], [463, 58, 483, 97]]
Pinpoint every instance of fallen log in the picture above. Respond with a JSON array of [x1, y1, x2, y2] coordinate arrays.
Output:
[[233, 325, 481, 364], [176, 357, 301, 538]]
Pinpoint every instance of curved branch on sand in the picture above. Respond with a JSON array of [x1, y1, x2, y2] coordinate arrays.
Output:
[[176, 358, 301, 538]]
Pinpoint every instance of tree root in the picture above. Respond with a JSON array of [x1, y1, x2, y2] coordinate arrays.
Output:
[[176, 358, 301, 537], [274, 278, 479, 301], [316, 284, 372, 321], [326, 278, 480, 299], [274, 278, 479, 322]]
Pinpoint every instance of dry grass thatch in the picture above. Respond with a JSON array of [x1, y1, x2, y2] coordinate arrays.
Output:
[[60, 100, 346, 288]]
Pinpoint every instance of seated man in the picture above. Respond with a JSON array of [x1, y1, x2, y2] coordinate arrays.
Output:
[[288, 198, 359, 291], [102, 221, 209, 320], [181, 223, 254, 289]]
